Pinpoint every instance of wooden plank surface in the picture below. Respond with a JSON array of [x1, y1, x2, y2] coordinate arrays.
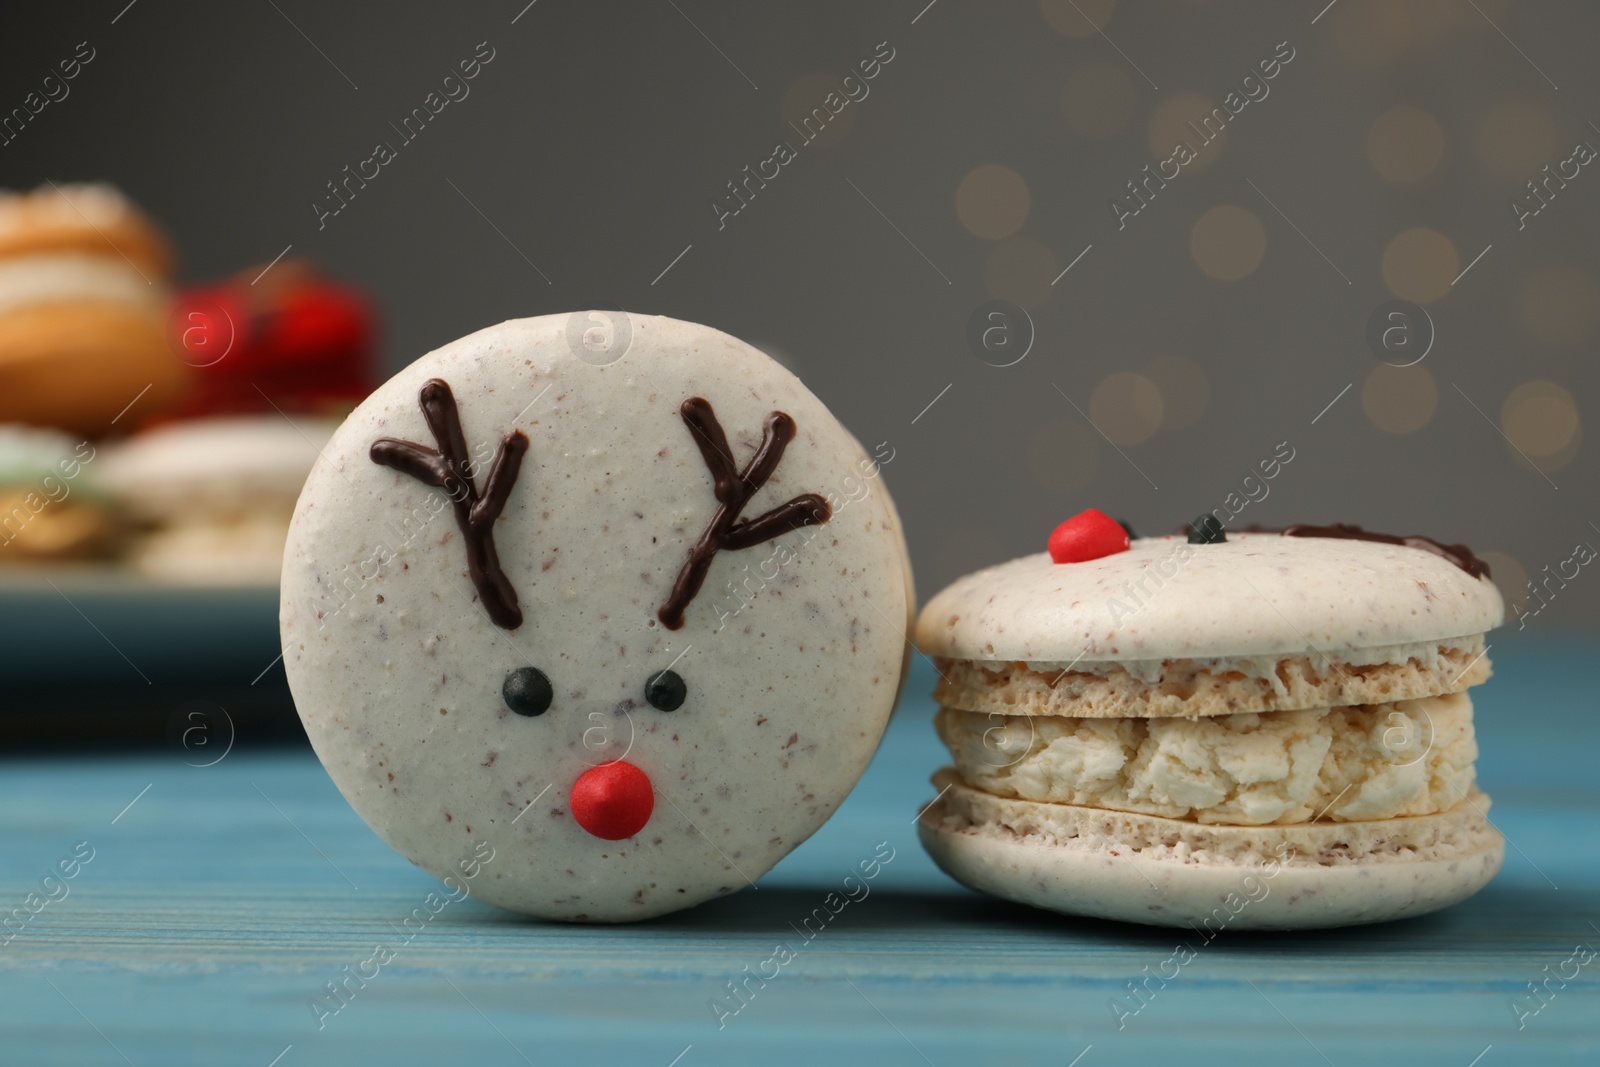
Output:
[[2, 637, 1596, 1066]]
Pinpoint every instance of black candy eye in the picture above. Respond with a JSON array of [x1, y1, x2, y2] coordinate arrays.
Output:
[[644, 670, 687, 712], [1187, 514, 1226, 544], [503, 667, 553, 717]]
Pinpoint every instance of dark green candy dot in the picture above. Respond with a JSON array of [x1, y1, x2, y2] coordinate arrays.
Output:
[[645, 669, 687, 712], [503, 667, 553, 716], [1188, 514, 1227, 544]]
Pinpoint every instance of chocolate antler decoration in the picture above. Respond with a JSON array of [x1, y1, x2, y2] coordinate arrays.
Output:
[[659, 397, 832, 630], [370, 378, 529, 629]]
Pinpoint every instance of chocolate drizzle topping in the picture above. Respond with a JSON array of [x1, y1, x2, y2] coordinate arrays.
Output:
[[1279, 522, 1490, 579], [371, 378, 529, 629], [658, 397, 831, 630]]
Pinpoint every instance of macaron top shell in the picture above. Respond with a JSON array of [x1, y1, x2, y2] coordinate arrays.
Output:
[[0, 183, 173, 279], [915, 533, 1503, 663]]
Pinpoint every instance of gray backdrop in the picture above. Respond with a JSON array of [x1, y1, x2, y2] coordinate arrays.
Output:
[[6, 0, 1595, 627]]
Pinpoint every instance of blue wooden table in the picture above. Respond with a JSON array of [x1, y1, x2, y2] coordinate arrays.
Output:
[[3, 636, 1595, 1066]]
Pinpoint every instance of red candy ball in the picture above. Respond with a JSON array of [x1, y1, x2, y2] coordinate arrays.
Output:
[[570, 761, 655, 840], [1048, 508, 1130, 563]]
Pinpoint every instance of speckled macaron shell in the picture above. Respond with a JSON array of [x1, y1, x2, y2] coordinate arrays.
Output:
[[280, 313, 912, 922], [917, 792, 1504, 930], [915, 534, 1504, 664]]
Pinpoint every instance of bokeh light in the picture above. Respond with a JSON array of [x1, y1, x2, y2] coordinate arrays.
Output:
[[1090, 371, 1164, 446], [1367, 106, 1445, 184], [1382, 228, 1458, 303], [1501, 379, 1581, 468], [957, 165, 1031, 240], [1148, 93, 1227, 172], [1190, 205, 1266, 281], [1363, 363, 1438, 434], [953, 164, 1030, 239]]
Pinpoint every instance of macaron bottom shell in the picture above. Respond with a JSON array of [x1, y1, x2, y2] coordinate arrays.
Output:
[[916, 783, 1504, 930]]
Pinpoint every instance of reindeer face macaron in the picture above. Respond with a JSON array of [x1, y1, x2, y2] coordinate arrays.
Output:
[[280, 314, 912, 921]]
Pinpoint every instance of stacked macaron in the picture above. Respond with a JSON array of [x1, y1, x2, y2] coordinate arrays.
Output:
[[915, 509, 1505, 929], [0, 186, 378, 584], [0, 426, 115, 561], [0, 183, 185, 435], [98, 415, 337, 584]]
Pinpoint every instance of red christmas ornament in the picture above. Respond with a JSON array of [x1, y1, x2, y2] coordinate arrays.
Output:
[[570, 761, 655, 840], [1048, 508, 1130, 563]]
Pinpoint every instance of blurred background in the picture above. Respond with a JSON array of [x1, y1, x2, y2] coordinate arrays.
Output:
[[1, 0, 1594, 737]]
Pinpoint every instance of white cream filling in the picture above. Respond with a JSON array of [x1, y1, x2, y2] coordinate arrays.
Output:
[[940, 691, 1478, 825], [0, 252, 165, 317]]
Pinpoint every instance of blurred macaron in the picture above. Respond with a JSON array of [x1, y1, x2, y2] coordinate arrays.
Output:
[[0, 425, 120, 561], [0, 183, 187, 435], [98, 415, 335, 584]]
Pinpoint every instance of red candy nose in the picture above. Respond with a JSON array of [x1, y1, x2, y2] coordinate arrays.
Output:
[[1048, 508, 1130, 564], [570, 761, 654, 840]]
